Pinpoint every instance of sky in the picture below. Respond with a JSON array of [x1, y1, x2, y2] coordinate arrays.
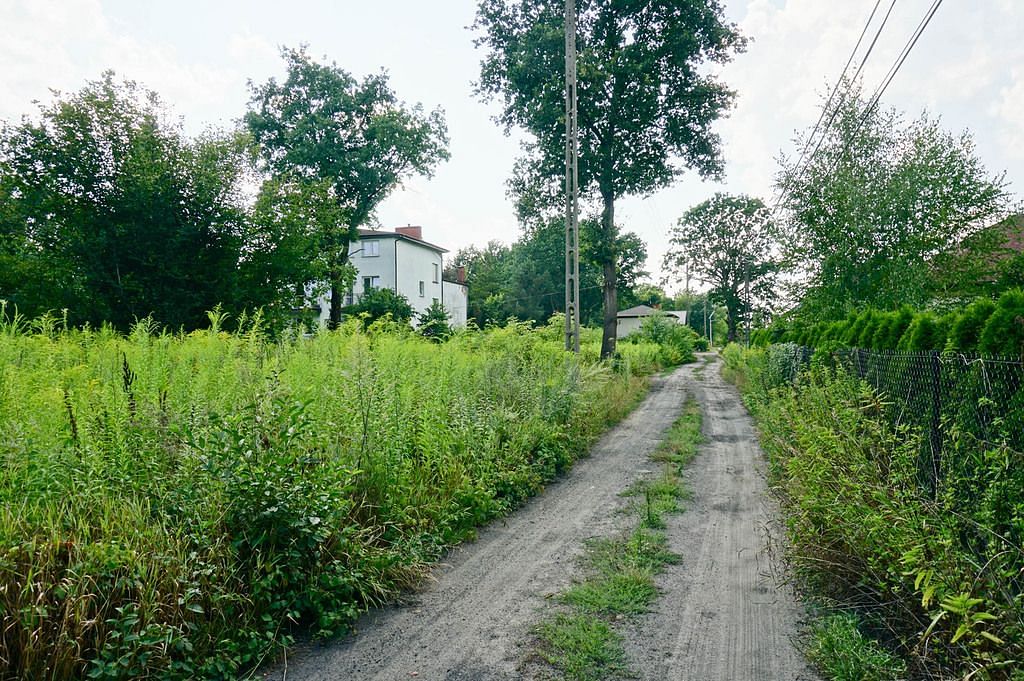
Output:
[[1, 0, 1022, 294]]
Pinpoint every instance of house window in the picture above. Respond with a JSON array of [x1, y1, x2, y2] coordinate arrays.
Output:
[[419, 281, 425, 297], [363, 240, 380, 257], [432, 263, 439, 283], [362, 276, 381, 293]]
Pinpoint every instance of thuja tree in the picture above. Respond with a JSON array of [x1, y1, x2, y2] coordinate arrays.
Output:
[[666, 194, 779, 342], [474, 0, 746, 357], [246, 47, 449, 327]]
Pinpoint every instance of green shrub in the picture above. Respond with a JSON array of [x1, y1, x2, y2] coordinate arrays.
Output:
[[875, 307, 914, 350], [949, 298, 996, 353], [417, 300, 452, 341], [856, 310, 880, 349], [345, 287, 415, 327], [978, 288, 1024, 357], [897, 311, 946, 352], [842, 310, 869, 346], [725, 349, 1024, 678], [624, 314, 697, 366], [807, 613, 907, 681], [935, 311, 959, 352]]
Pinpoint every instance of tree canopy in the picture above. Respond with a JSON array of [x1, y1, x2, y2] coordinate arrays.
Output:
[[474, 0, 746, 357], [666, 193, 779, 342], [0, 73, 255, 330], [450, 217, 648, 328], [776, 83, 1010, 317], [246, 47, 450, 325]]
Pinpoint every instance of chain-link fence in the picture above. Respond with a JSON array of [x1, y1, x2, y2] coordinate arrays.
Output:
[[770, 344, 1024, 495]]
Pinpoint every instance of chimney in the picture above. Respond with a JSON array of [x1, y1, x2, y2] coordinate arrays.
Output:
[[395, 224, 423, 240], [456, 265, 466, 284]]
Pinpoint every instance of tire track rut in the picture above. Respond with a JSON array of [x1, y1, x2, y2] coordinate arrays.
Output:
[[622, 356, 817, 680]]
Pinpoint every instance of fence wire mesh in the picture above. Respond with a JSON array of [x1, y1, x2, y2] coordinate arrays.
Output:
[[772, 344, 1024, 494]]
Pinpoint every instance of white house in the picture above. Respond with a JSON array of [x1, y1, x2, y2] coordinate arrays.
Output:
[[442, 266, 469, 328], [616, 305, 688, 338], [311, 225, 468, 328]]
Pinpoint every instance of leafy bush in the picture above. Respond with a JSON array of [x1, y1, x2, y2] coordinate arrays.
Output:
[[623, 314, 697, 366], [417, 300, 452, 341], [727, 346, 1024, 679], [949, 298, 996, 352], [345, 287, 414, 327], [897, 311, 946, 352], [856, 310, 880, 348]]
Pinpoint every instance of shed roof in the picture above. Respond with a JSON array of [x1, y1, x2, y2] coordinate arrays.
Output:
[[617, 304, 657, 318]]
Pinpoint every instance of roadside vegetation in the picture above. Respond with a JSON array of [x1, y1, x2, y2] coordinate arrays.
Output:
[[752, 288, 1024, 358], [532, 397, 702, 679], [0, 311, 690, 680], [723, 343, 1024, 680]]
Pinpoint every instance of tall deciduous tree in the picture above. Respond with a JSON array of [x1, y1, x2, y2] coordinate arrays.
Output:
[[474, 0, 745, 357], [246, 47, 450, 327], [0, 73, 251, 330], [450, 218, 647, 327], [777, 83, 1010, 317], [665, 194, 778, 342], [243, 176, 352, 329]]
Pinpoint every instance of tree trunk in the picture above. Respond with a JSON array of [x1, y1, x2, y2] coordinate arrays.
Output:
[[327, 239, 353, 329], [600, 192, 617, 359], [328, 276, 343, 329], [726, 303, 739, 343]]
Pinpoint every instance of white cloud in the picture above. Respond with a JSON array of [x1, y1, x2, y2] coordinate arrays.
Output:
[[993, 67, 1024, 159], [0, 0, 251, 133]]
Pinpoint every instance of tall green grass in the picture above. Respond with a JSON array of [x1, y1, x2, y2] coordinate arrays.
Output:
[[0, 313, 665, 680]]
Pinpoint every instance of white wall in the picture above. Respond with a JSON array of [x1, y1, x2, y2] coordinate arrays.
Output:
[[616, 312, 688, 338], [616, 316, 643, 338], [443, 281, 468, 328], [309, 234, 447, 326], [395, 239, 443, 321]]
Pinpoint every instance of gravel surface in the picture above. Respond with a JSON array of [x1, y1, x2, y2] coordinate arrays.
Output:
[[622, 355, 818, 680], [264, 356, 817, 680]]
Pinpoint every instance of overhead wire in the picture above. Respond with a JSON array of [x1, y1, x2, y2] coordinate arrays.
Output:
[[775, 0, 945, 215], [772, 0, 896, 214], [822, 0, 945, 180]]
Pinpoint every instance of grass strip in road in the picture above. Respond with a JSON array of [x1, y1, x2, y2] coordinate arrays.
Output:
[[531, 396, 703, 680], [535, 614, 631, 681]]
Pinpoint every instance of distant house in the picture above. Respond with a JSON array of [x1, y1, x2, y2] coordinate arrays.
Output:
[[616, 305, 688, 338], [443, 265, 469, 328], [311, 225, 468, 328]]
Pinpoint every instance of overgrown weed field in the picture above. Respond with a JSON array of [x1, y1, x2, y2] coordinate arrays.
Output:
[[0, 314, 670, 680]]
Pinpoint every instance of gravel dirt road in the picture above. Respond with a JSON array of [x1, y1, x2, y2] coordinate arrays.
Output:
[[265, 356, 816, 680]]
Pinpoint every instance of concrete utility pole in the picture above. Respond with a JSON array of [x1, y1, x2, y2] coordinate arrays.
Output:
[[704, 297, 709, 342], [564, 0, 581, 353], [744, 260, 751, 347]]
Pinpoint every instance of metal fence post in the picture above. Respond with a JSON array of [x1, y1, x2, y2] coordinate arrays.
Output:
[[928, 350, 942, 496]]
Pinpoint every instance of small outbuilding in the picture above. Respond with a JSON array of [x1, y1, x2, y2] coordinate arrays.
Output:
[[616, 305, 688, 338]]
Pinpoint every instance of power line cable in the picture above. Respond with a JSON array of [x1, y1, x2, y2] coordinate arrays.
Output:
[[771, 0, 894, 213], [823, 0, 944, 180], [849, 0, 898, 84], [862, 0, 942, 115]]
